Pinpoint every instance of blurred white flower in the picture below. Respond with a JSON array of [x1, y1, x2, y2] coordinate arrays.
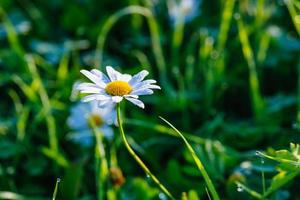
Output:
[[167, 0, 201, 24], [67, 101, 116, 146], [77, 66, 160, 109]]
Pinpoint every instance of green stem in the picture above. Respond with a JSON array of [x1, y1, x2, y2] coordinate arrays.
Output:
[[116, 104, 175, 200], [297, 59, 300, 127], [52, 178, 60, 200], [92, 124, 109, 200], [261, 169, 266, 200]]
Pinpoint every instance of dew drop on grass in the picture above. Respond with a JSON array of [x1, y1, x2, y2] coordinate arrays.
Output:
[[261, 158, 265, 164], [159, 192, 167, 200], [234, 13, 241, 20], [255, 151, 262, 157], [292, 122, 298, 129], [57, 178, 61, 183], [146, 174, 150, 179], [237, 184, 243, 192]]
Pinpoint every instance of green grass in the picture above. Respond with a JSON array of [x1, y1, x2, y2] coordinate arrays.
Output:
[[0, 0, 299, 199]]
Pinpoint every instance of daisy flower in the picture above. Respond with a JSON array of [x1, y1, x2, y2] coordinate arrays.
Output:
[[67, 101, 116, 146], [168, 0, 201, 24], [77, 66, 161, 109]]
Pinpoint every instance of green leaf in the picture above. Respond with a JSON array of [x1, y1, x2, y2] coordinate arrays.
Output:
[[264, 171, 298, 197]]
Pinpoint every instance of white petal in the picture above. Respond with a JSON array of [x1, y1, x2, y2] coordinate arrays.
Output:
[[124, 94, 138, 99], [82, 94, 99, 102], [119, 74, 132, 82], [112, 96, 123, 103], [80, 89, 101, 94], [91, 69, 110, 83], [81, 94, 110, 102], [133, 81, 159, 90], [106, 66, 122, 81], [125, 97, 145, 109], [79, 87, 105, 94], [146, 85, 161, 90], [128, 70, 149, 86], [77, 82, 99, 90], [131, 88, 153, 96], [98, 100, 115, 108], [80, 70, 106, 88], [96, 94, 111, 100]]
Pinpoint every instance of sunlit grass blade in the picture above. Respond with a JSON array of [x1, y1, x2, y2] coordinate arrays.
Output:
[[285, 0, 300, 36], [131, 50, 153, 74], [8, 90, 30, 141], [217, 0, 235, 52], [263, 171, 298, 198], [57, 52, 70, 82], [159, 117, 220, 200], [25, 55, 58, 152], [94, 6, 169, 88], [116, 105, 175, 200], [171, 13, 185, 76], [90, 122, 109, 200], [236, 15, 265, 121], [0, 7, 24, 56]]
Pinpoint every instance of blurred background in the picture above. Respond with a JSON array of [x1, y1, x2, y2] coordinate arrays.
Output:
[[0, 0, 300, 199]]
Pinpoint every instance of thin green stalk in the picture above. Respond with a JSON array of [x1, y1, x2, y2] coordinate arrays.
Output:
[[94, 6, 167, 87], [236, 15, 265, 122], [0, 7, 24, 56], [285, 0, 300, 36], [131, 50, 153, 74], [52, 178, 61, 200], [235, 181, 262, 199], [116, 104, 175, 200], [215, 0, 235, 76], [91, 123, 109, 200], [261, 168, 266, 200], [217, 0, 235, 52], [25, 55, 58, 152], [171, 14, 185, 74], [254, 0, 265, 31], [160, 117, 220, 200], [8, 90, 29, 142], [297, 59, 300, 126]]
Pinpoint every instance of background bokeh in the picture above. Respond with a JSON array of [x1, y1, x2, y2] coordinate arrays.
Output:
[[1, 0, 300, 199]]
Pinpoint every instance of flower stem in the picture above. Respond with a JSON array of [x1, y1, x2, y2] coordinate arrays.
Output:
[[116, 104, 175, 200]]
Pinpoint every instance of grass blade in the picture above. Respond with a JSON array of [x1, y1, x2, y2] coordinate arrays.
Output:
[[159, 117, 220, 200]]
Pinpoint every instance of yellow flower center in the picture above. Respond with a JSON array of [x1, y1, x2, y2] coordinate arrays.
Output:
[[105, 81, 132, 96], [88, 114, 103, 127]]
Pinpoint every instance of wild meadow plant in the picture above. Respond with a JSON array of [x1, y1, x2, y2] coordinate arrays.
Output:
[[77, 66, 220, 199]]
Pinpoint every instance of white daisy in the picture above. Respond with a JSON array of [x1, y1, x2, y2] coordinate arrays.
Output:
[[168, 0, 201, 24], [67, 101, 116, 146], [77, 66, 161, 109]]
